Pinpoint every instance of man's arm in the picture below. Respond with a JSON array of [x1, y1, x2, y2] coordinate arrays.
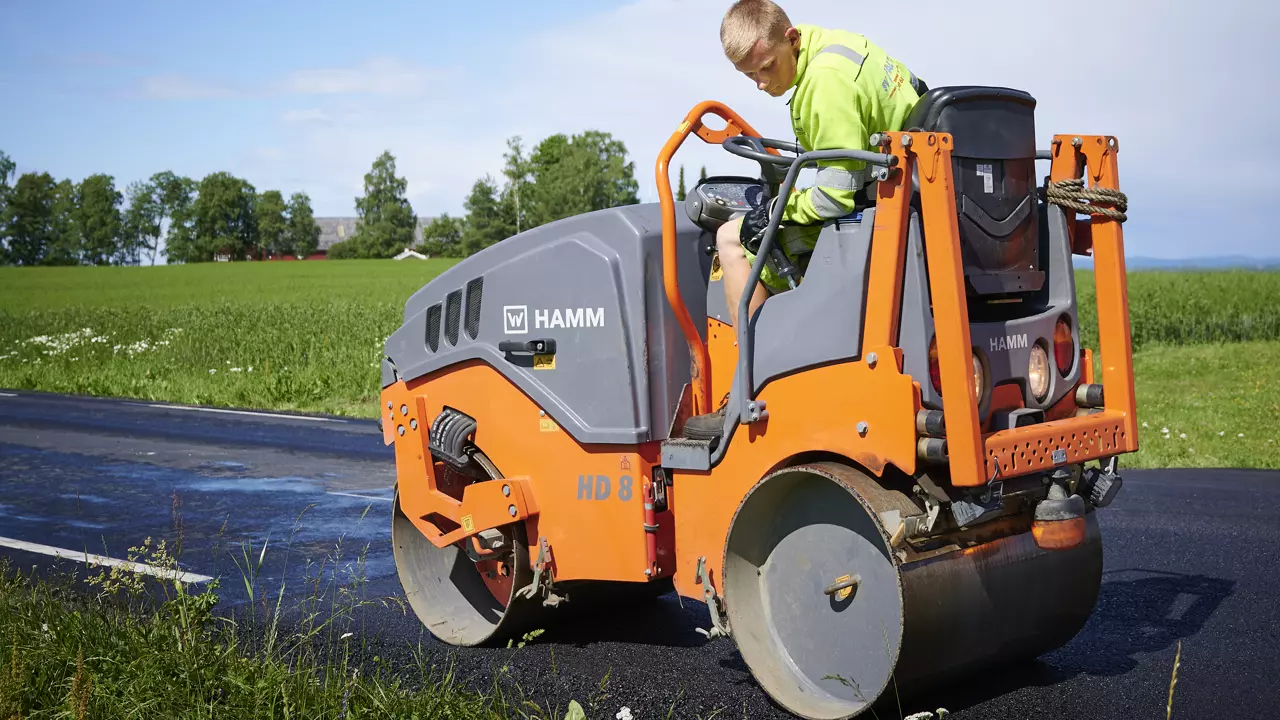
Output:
[[783, 67, 871, 226]]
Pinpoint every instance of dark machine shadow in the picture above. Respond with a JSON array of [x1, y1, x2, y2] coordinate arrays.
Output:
[[535, 587, 716, 649], [889, 568, 1236, 715]]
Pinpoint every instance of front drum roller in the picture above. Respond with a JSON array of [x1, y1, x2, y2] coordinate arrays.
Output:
[[723, 461, 1102, 720], [392, 449, 543, 647]]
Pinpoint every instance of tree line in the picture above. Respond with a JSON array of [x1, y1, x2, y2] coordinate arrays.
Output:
[[0, 132, 709, 265], [0, 149, 321, 266], [332, 130, 706, 260]]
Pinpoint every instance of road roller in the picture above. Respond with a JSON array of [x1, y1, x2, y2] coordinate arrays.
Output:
[[378, 86, 1139, 719]]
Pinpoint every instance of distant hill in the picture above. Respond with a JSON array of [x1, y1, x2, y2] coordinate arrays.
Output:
[[1075, 255, 1280, 271]]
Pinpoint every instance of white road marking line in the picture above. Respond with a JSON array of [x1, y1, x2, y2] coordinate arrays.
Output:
[[0, 393, 17, 397], [0, 536, 213, 584], [326, 491, 393, 502], [138, 404, 345, 423]]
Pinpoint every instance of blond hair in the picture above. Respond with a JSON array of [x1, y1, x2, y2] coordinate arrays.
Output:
[[720, 0, 793, 64]]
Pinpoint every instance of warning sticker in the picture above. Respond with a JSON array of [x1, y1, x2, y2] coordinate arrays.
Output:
[[461, 515, 475, 533], [976, 164, 994, 194], [533, 354, 556, 370], [539, 418, 559, 432]]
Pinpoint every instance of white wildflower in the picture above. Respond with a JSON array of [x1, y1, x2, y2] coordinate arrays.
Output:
[[1161, 427, 1169, 434], [1142, 421, 1149, 428], [1179, 433, 1186, 439], [1219, 431, 1225, 436], [1238, 433, 1245, 438], [230, 367, 242, 373], [209, 369, 216, 374], [41, 623, 48, 633], [248, 366, 253, 372]]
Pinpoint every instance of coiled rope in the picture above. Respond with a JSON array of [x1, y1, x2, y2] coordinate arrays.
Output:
[[1046, 178, 1128, 223]]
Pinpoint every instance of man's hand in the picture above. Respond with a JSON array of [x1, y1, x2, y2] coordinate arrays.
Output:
[[738, 197, 776, 253]]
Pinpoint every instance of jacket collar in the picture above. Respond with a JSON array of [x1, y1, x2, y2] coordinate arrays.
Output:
[[790, 24, 819, 91]]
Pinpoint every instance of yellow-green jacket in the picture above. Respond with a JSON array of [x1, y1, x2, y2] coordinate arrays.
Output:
[[783, 24, 924, 225]]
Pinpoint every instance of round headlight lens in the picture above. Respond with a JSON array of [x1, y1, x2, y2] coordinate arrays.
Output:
[[1028, 344, 1050, 401]]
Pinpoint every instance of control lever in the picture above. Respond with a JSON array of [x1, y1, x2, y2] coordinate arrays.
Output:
[[498, 339, 556, 355]]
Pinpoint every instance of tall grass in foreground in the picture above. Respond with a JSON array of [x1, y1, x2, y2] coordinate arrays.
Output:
[[0, 541, 571, 720]]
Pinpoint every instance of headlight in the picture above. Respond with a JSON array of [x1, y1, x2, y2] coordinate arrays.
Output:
[[1028, 343, 1050, 401], [972, 352, 985, 403]]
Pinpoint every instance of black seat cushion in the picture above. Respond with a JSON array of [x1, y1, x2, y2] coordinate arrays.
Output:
[[905, 86, 1042, 296]]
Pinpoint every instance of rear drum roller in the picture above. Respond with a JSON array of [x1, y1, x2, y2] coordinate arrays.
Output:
[[392, 449, 541, 647], [723, 462, 905, 720], [723, 461, 1104, 719]]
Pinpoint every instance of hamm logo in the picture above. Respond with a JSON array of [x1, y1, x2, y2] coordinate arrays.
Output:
[[990, 334, 1029, 352], [503, 305, 528, 335]]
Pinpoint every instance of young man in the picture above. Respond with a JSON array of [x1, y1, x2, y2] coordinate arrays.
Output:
[[683, 0, 925, 439], [714, 0, 926, 327]]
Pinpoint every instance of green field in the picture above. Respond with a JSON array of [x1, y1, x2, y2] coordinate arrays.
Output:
[[1, 262, 1278, 468]]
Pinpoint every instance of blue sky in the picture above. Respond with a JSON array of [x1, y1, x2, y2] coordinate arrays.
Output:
[[2, 0, 1278, 260]]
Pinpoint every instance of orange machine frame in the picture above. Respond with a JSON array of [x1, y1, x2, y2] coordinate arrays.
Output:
[[657, 103, 1139, 488]]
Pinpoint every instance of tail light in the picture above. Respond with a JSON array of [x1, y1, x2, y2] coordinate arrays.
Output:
[[928, 336, 942, 394], [1054, 316, 1074, 376], [927, 334, 985, 402]]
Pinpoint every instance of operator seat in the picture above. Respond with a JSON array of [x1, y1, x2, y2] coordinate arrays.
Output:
[[904, 86, 1043, 296]]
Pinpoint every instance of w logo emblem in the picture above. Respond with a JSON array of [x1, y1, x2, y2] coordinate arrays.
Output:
[[503, 305, 528, 334]]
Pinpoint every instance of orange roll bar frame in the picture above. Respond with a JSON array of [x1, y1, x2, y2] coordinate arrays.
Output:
[[657, 101, 769, 416], [659, 102, 1138, 488]]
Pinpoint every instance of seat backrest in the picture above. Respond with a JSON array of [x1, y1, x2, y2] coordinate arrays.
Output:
[[904, 86, 1042, 297]]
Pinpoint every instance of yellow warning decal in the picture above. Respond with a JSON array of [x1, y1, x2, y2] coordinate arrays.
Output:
[[833, 574, 853, 601], [539, 418, 558, 432], [533, 354, 556, 370], [709, 254, 723, 281], [461, 515, 475, 533]]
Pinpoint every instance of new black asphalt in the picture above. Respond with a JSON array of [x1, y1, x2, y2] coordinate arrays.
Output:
[[1, 389, 1276, 719]]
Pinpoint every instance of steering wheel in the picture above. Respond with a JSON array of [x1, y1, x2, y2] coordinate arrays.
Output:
[[722, 136, 801, 184]]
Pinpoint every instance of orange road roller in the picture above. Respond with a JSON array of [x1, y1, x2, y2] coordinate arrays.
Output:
[[379, 86, 1138, 719]]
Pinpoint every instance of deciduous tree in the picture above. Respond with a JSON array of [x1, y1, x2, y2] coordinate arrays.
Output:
[[459, 176, 511, 256], [122, 179, 163, 265], [285, 192, 321, 258], [352, 151, 417, 258], [255, 189, 287, 258], [74, 173, 123, 265], [190, 171, 258, 262], [2, 172, 57, 265]]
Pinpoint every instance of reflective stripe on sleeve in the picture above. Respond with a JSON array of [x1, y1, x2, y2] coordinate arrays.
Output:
[[815, 166, 868, 192], [810, 187, 850, 219]]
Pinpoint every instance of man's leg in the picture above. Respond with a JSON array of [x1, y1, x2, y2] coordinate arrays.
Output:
[[716, 217, 770, 328]]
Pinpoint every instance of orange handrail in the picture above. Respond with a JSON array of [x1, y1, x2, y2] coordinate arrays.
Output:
[[656, 101, 768, 416]]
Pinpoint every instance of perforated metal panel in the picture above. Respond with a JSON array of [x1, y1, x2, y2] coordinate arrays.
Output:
[[425, 304, 441, 352], [444, 290, 462, 346], [464, 277, 483, 340]]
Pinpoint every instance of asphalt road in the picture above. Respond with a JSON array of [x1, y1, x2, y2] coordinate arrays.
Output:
[[1, 389, 1277, 719]]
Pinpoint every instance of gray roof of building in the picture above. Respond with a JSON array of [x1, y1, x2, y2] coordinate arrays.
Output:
[[315, 216, 438, 251]]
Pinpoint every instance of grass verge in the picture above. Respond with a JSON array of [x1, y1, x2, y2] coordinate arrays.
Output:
[[1125, 340, 1280, 469]]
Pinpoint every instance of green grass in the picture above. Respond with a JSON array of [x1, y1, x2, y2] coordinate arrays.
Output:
[[0, 261, 456, 417], [0, 539, 587, 720], [1127, 341, 1280, 469], [1076, 269, 1280, 351], [1, 262, 1278, 467]]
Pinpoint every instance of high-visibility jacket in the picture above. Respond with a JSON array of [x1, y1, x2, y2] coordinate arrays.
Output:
[[783, 24, 924, 226]]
